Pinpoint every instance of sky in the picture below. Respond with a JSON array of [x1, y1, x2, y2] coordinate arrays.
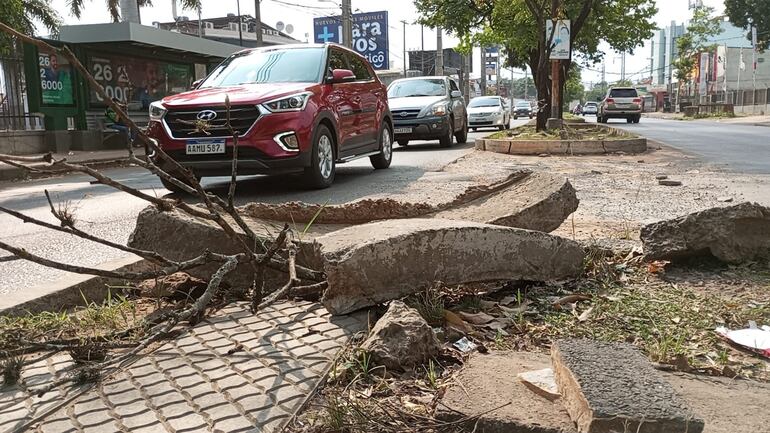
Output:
[[41, 0, 730, 87]]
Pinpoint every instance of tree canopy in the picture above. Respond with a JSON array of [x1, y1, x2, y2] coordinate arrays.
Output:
[[672, 6, 720, 92], [415, 0, 657, 129], [725, 0, 770, 50]]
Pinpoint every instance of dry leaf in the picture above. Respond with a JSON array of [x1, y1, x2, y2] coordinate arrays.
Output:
[[647, 260, 669, 274], [459, 311, 496, 325], [444, 309, 473, 333], [577, 306, 594, 322], [499, 300, 532, 315], [552, 294, 592, 308]]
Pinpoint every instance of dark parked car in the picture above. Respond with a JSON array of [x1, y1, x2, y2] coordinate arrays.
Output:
[[387, 76, 468, 148], [147, 44, 393, 191], [513, 101, 533, 119]]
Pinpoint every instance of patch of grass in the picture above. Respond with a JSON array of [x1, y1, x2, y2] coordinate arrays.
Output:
[[424, 359, 438, 389], [409, 287, 445, 327], [488, 124, 636, 141], [527, 283, 769, 378], [457, 294, 483, 313]]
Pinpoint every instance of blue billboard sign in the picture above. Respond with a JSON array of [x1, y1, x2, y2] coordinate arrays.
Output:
[[313, 11, 389, 70]]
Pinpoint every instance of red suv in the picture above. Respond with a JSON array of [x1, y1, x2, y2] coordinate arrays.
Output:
[[146, 44, 393, 190]]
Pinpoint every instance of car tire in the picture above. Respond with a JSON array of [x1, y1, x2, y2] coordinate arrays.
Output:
[[471, 127, 477, 132], [626, 118, 633, 124], [160, 173, 198, 194], [303, 124, 335, 189], [455, 118, 468, 144], [370, 122, 393, 169], [397, 139, 409, 147], [513, 115, 518, 120], [634, 115, 641, 123], [439, 118, 454, 148], [498, 124, 505, 131]]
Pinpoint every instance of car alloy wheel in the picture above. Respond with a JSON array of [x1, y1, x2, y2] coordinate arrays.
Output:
[[318, 135, 333, 179], [370, 123, 393, 169]]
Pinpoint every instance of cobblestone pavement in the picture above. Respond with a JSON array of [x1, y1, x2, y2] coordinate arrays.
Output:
[[0, 301, 369, 433]]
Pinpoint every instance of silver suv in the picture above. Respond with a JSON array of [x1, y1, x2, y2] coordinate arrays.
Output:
[[598, 87, 642, 124], [387, 76, 468, 148]]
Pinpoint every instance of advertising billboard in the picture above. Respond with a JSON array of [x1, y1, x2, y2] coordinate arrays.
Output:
[[314, 11, 389, 70], [546, 19, 571, 60], [87, 54, 193, 108], [38, 48, 74, 106]]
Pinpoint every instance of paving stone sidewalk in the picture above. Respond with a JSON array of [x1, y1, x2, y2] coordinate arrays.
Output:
[[0, 300, 368, 433]]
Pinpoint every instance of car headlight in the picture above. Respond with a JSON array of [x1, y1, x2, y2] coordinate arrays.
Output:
[[149, 101, 167, 120], [262, 92, 312, 113]]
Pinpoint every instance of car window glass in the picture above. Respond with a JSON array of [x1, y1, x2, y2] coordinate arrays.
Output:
[[201, 48, 325, 86], [609, 88, 638, 98], [387, 79, 447, 97], [449, 80, 459, 92], [468, 97, 501, 108], [328, 49, 348, 72], [347, 54, 373, 81]]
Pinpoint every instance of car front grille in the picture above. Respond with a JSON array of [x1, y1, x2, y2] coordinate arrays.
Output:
[[164, 105, 262, 139], [392, 109, 421, 120]]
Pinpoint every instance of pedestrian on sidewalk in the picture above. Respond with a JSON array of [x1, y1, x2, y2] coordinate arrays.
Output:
[[105, 98, 139, 148]]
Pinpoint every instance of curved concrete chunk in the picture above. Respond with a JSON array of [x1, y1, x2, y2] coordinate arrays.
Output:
[[640, 202, 770, 263], [432, 172, 579, 232], [315, 219, 585, 315]]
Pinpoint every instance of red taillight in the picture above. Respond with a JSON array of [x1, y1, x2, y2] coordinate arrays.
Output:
[[633, 98, 642, 104], [606, 98, 615, 104]]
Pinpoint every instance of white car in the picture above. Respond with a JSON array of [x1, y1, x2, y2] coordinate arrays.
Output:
[[467, 96, 510, 131]]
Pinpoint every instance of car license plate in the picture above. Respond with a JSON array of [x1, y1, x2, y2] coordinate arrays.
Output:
[[186, 139, 225, 155], [394, 127, 412, 134]]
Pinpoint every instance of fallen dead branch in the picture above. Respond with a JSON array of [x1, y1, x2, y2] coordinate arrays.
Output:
[[0, 23, 328, 397]]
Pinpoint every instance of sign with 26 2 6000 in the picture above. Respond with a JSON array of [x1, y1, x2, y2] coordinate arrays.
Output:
[[38, 49, 74, 106], [313, 11, 389, 70]]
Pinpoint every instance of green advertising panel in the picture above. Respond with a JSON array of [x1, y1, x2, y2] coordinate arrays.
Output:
[[87, 53, 193, 108], [38, 49, 74, 105]]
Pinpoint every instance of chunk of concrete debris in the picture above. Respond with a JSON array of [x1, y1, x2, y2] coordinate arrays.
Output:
[[640, 202, 770, 263], [717, 196, 734, 203], [137, 272, 208, 299], [518, 368, 560, 400], [551, 339, 704, 433], [314, 219, 585, 315], [436, 352, 577, 433], [433, 172, 579, 233], [658, 179, 682, 186], [655, 174, 668, 180], [360, 301, 440, 371]]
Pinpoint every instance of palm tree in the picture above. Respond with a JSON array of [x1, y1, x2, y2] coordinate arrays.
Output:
[[0, 0, 60, 52]]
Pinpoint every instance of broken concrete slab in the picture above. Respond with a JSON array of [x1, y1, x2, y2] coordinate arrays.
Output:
[[640, 202, 770, 263], [314, 219, 585, 315], [432, 172, 579, 232], [242, 170, 578, 233], [551, 339, 704, 433], [436, 351, 577, 433], [360, 301, 440, 371]]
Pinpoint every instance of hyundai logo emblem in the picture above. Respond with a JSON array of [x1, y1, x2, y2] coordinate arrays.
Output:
[[196, 110, 218, 121], [399, 111, 408, 118]]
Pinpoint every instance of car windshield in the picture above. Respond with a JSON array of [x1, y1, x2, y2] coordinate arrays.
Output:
[[200, 47, 325, 87], [585, 102, 597, 107], [609, 88, 638, 98], [469, 97, 501, 108], [388, 79, 447, 98], [515, 102, 530, 108]]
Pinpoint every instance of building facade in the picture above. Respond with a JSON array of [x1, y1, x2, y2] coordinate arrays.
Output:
[[157, 15, 301, 48]]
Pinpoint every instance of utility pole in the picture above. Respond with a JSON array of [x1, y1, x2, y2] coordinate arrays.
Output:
[[236, 0, 243, 46], [254, 0, 262, 46], [401, 20, 407, 77], [621, 51, 626, 82], [436, 27, 444, 76], [649, 41, 654, 83], [548, 0, 561, 128], [601, 61, 606, 84], [464, 53, 471, 104], [420, 25, 424, 75], [341, 0, 353, 49], [751, 18, 757, 114], [480, 46, 486, 97], [524, 67, 528, 99]]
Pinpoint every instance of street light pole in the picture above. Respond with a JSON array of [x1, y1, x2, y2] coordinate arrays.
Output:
[[254, 0, 262, 46], [401, 20, 407, 77], [236, 0, 243, 46], [548, 0, 561, 127], [436, 27, 444, 76], [341, 0, 353, 49]]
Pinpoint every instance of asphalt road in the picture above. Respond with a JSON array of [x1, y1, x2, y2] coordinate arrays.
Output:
[[595, 116, 770, 174], [0, 124, 519, 296]]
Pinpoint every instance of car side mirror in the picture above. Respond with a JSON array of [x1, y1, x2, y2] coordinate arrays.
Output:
[[329, 69, 356, 84], [451, 90, 462, 98], [190, 79, 203, 90]]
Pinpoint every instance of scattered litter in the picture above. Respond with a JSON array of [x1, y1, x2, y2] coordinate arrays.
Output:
[[577, 306, 594, 322], [453, 337, 478, 353], [655, 175, 668, 180], [517, 368, 560, 400], [717, 196, 734, 203], [716, 322, 770, 358], [686, 169, 700, 174], [590, 170, 602, 175]]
